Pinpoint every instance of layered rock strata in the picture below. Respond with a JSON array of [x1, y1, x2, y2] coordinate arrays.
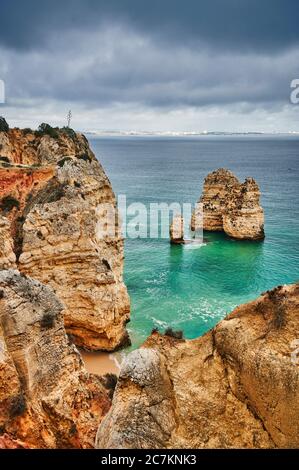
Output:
[[0, 270, 111, 448], [191, 168, 265, 240], [96, 283, 299, 449], [0, 126, 130, 351]]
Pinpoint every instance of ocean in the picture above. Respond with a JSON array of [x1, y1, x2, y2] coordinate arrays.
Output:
[[90, 135, 299, 349]]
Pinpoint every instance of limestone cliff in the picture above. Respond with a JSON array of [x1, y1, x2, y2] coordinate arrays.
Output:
[[191, 168, 265, 240], [0, 216, 16, 269], [0, 125, 130, 351], [96, 283, 299, 449], [0, 270, 111, 448]]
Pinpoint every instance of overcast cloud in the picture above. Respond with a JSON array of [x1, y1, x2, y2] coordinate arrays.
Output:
[[0, 0, 298, 132]]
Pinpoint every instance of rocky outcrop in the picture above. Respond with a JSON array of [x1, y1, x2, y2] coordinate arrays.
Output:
[[191, 168, 265, 240], [0, 270, 111, 448], [0, 434, 30, 449], [0, 126, 130, 351], [223, 177, 265, 240], [96, 283, 299, 449], [169, 216, 184, 244]]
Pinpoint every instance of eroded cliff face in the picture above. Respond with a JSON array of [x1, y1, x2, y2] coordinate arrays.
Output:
[[0, 127, 130, 351], [0, 216, 16, 269], [191, 168, 265, 240], [96, 283, 299, 449], [0, 270, 111, 448]]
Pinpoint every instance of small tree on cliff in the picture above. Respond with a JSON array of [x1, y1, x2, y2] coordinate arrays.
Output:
[[36, 123, 59, 139], [0, 116, 9, 132]]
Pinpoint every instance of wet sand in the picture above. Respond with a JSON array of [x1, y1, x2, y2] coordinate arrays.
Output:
[[80, 350, 121, 376]]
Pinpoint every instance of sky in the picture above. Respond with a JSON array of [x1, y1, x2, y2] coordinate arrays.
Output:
[[0, 0, 299, 132]]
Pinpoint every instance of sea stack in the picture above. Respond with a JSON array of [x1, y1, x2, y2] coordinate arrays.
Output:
[[191, 168, 265, 240], [170, 215, 184, 244], [0, 123, 130, 351]]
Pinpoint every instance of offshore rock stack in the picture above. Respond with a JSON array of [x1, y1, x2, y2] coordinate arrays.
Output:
[[170, 215, 185, 244], [191, 168, 265, 240]]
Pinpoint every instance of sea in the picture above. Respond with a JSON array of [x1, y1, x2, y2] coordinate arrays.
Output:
[[90, 135, 299, 350]]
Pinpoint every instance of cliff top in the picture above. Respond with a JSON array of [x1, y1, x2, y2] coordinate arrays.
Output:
[[0, 119, 95, 167]]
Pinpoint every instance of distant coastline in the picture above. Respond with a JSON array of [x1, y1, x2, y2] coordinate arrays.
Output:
[[84, 130, 299, 137]]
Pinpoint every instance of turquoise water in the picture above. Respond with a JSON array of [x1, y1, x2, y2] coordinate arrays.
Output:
[[91, 136, 299, 349]]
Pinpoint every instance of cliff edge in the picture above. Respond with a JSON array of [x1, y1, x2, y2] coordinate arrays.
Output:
[[96, 283, 299, 449], [0, 123, 130, 351]]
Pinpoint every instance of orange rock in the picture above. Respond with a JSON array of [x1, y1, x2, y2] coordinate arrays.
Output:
[[191, 168, 265, 240]]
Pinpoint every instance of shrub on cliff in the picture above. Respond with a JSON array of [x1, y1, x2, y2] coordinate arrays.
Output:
[[101, 373, 118, 399], [58, 156, 73, 168], [35, 123, 59, 139], [0, 156, 10, 164], [0, 117, 9, 132], [40, 312, 55, 329], [61, 126, 77, 140], [9, 394, 27, 418], [0, 196, 20, 214], [23, 128, 34, 135], [77, 153, 92, 163], [164, 327, 184, 340]]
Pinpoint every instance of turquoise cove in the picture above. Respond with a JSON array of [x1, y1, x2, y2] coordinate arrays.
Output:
[[91, 135, 299, 349]]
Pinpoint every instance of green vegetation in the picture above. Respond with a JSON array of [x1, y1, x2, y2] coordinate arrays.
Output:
[[0, 118, 79, 143], [164, 327, 184, 340], [35, 123, 78, 141], [57, 157, 73, 168], [23, 128, 34, 135], [151, 327, 184, 340], [0, 156, 10, 163], [0, 196, 20, 214], [61, 126, 77, 140], [77, 153, 92, 163], [9, 394, 27, 418], [40, 312, 55, 329], [0, 117, 9, 132], [101, 373, 118, 399], [69, 423, 78, 437], [35, 123, 59, 139]]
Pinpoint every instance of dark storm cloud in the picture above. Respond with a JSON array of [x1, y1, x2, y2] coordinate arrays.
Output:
[[1, 22, 298, 112], [1, 0, 299, 52], [2, 24, 297, 110], [0, 1, 298, 131]]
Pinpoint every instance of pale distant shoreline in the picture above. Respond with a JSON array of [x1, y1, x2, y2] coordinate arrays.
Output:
[[84, 130, 299, 137]]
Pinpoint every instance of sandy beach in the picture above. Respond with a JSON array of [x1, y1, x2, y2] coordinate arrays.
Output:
[[80, 350, 122, 376]]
